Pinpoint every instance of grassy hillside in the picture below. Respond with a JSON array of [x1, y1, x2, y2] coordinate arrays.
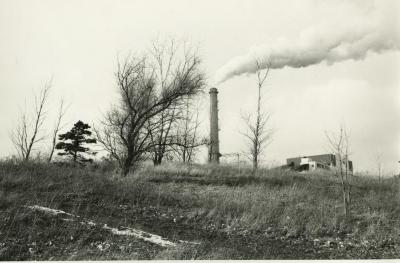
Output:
[[1, 159, 400, 259]]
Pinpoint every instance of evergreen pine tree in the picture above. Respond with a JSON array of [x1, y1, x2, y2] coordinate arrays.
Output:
[[56, 120, 97, 164]]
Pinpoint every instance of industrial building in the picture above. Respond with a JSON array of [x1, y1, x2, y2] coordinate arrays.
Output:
[[286, 154, 353, 174]]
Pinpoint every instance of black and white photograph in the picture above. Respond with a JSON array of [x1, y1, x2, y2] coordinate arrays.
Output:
[[0, 0, 399, 260]]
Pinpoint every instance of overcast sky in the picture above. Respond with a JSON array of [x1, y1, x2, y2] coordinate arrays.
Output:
[[0, 0, 399, 174]]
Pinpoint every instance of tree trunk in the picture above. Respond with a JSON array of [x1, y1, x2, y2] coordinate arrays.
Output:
[[153, 148, 163, 166], [153, 156, 162, 166], [252, 156, 258, 175], [122, 163, 130, 176], [182, 148, 187, 163], [48, 146, 55, 163], [122, 153, 134, 176], [342, 185, 348, 218], [340, 174, 351, 219]]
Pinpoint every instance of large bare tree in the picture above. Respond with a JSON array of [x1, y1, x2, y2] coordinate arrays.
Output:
[[11, 84, 51, 161], [242, 60, 273, 174], [326, 124, 352, 218], [144, 41, 182, 165], [96, 41, 205, 176]]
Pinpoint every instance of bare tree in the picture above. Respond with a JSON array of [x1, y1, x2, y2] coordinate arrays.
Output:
[[48, 99, 68, 163], [11, 84, 51, 161], [96, 41, 205, 176], [146, 41, 208, 165], [241, 60, 273, 174], [145, 41, 180, 165], [325, 124, 352, 218], [170, 95, 206, 163]]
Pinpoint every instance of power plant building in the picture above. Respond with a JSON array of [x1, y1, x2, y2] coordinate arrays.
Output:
[[286, 154, 353, 173]]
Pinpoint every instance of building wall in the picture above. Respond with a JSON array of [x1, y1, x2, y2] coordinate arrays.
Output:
[[286, 154, 353, 173], [306, 154, 336, 166], [287, 154, 335, 167], [286, 157, 302, 167]]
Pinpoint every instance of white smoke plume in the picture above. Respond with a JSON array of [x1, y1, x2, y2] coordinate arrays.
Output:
[[215, 1, 400, 84]]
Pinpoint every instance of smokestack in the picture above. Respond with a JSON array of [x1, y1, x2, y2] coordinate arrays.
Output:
[[209, 87, 220, 164]]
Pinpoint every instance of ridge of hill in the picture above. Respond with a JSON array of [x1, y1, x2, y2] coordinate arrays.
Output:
[[1, 160, 399, 259]]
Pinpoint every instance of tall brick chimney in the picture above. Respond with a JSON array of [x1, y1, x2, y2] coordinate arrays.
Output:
[[209, 87, 220, 164]]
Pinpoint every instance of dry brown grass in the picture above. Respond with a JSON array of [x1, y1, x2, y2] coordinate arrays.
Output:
[[1, 159, 400, 259]]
